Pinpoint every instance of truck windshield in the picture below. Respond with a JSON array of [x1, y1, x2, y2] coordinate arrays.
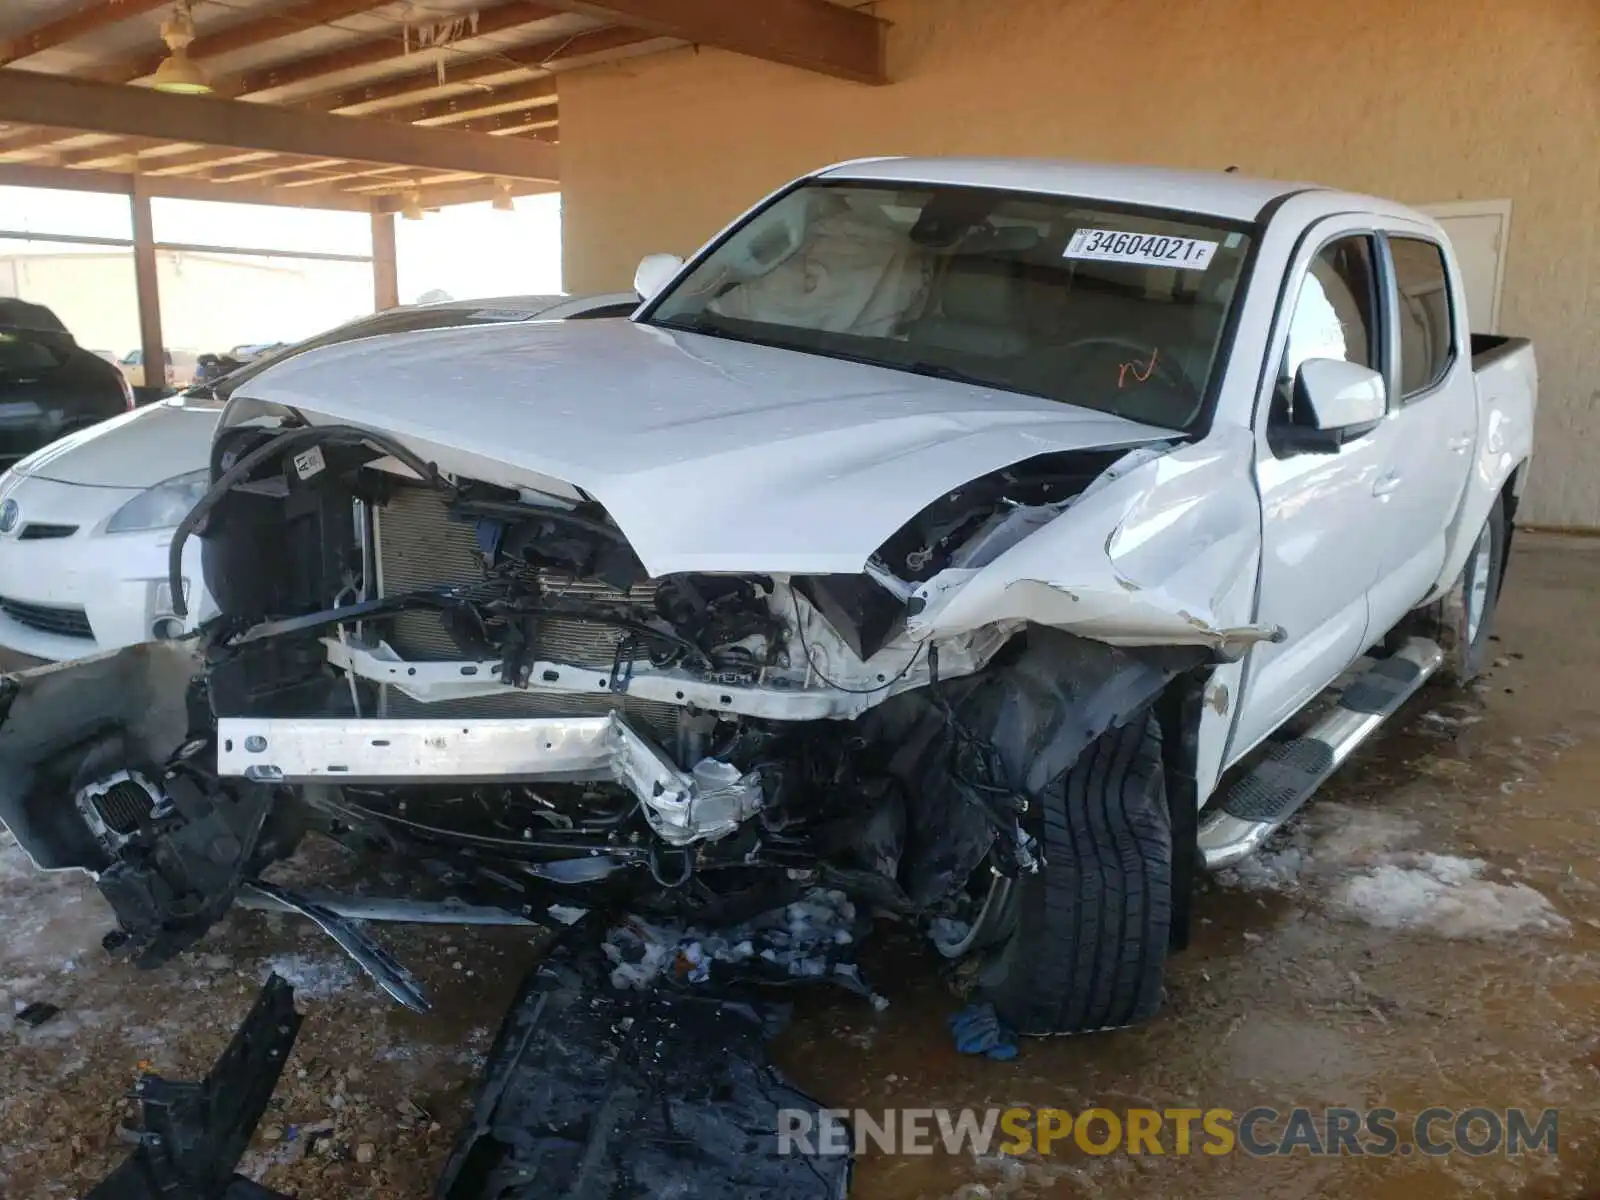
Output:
[[646, 181, 1254, 431]]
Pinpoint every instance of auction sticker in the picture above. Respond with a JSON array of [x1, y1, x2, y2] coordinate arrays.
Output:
[[1065, 228, 1218, 270]]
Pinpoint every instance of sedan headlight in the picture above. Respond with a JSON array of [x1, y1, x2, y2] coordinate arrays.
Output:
[[106, 469, 210, 534]]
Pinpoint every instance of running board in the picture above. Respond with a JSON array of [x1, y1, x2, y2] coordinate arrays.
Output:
[[1198, 637, 1444, 870]]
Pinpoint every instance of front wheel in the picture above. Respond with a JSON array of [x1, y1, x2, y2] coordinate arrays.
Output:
[[971, 713, 1171, 1035]]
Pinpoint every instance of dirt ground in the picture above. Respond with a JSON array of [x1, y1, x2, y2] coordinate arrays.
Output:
[[3, 533, 1599, 1199]]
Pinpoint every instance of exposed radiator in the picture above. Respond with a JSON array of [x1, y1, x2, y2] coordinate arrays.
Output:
[[375, 485, 657, 667], [373, 485, 677, 737]]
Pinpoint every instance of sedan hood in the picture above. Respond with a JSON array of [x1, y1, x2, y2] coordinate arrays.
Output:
[[12, 399, 219, 488], [236, 320, 1174, 576]]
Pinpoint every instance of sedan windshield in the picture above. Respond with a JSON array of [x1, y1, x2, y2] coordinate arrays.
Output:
[[646, 182, 1254, 430]]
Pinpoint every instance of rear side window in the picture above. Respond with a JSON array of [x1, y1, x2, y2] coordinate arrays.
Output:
[[1389, 236, 1454, 397]]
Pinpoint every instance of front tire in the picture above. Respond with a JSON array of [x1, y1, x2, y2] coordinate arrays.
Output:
[[975, 714, 1171, 1035]]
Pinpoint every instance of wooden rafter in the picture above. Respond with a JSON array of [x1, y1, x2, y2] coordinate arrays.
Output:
[[0, 0, 171, 68], [220, 1, 560, 98], [537, 0, 886, 83], [304, 25, 648, 112], [140, 148, 279, 176], [208, 157, 348, 184], [0, 126, 91, 156], [278, 164, 410, 189], [57, 137, 172, 169], [399, 176, 558, 209], [390, 77, 558, 126], [0, 160, 379, 212], [93, 0, 400, 84], [454, 105, 560, 135], [0, 69, 559, 179]]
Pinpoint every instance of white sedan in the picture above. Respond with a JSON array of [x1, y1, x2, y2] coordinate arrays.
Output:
[[0, 291, 637, 659]]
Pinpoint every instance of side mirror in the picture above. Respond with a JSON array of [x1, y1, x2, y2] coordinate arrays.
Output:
[[633, 253, 684, 303], [1276, 358, 1386, 453]]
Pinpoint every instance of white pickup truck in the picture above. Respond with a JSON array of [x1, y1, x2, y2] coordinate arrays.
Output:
[[0, 159, 1536, 1035]]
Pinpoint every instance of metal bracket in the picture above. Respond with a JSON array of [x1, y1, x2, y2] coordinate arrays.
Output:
[[87, 975, 301, 1200]]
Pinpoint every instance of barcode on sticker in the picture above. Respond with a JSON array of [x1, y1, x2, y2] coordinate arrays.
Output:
[[1065, 228, 1219, 270], [292, 446, 326, 480]]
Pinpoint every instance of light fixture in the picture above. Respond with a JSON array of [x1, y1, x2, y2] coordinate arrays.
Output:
[[401, 189, 425, 221], [152, 1, 212, 95], [491, 180, 516, 213]]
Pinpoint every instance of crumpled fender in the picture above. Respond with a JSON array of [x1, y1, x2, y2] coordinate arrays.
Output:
[[879, 626, 1206, 905], [907, 425, 1279, 657]]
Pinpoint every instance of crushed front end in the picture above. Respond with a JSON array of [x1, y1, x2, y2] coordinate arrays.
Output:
[[0, 413, 1203, 985]]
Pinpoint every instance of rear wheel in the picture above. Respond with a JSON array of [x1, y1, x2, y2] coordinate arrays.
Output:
[[1412, 495, 1507, 685], [971, 714, 1171, 1035]]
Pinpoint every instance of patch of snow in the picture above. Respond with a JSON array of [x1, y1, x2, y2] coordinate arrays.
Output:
[[1335, 854, 1567, 938], [262, 954, 356, 1000], [1215, 803, 1564, 939]]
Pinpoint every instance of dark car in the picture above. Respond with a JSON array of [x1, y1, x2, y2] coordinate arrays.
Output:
[[0, 298, 133, 467]]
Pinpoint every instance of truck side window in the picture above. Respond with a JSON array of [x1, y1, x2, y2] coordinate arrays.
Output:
[[1273, 235, 1379, 425], [1389, 236, 1455, 398]]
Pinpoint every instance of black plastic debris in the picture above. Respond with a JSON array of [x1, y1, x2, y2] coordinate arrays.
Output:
[[88, 974, 302, 1200], [15, 1000, 60, 1028], [437, 940, 852, 1200]]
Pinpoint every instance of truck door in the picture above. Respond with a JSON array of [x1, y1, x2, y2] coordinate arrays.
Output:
[[1228, 223, 1391, 763], [1362, 226, 1477, 639]]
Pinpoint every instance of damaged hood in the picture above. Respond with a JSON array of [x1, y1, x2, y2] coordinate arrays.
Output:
[[233, 319, 1172, 577]]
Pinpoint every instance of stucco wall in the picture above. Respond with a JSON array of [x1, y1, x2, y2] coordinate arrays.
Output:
[[559, 0, 1600, 525]]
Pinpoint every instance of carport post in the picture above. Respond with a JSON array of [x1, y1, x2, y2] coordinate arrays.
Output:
[[129, 178, 164, 387], [371, 211, 399, 311]]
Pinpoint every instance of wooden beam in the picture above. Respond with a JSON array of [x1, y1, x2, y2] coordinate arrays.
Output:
[[0, 160, 379, 212], [0, 69, 559, 180], [58, 137, 170, 169], [0, 127, 91, 156], [491, 120, 560, 138], [373, 177, 557, 211], [537, 0, 885, 83], [305, 25, 647, 112], [389, 78, 558, 126], [130, 180, 165, 390], [208, 158, 346, 184], [278, 164, 406, 189], [455, 105, 560, 135], [222, 1, 560, 97], [141, 148, 279, 176], [371, 212, 399, 309], [0, 0, 171, 68], [95, 0, 399, 84], [348, 170, 479, 192]]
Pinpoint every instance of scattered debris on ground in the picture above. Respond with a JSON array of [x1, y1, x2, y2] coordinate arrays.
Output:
[[438, 936, 852, 1200]]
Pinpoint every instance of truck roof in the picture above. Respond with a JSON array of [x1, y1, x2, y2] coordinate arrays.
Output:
[[815, 156, 1315, 222]]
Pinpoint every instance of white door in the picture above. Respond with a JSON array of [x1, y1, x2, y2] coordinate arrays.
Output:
[[1419, 201, 1510, 334], [1228, 223, 1393, 762]]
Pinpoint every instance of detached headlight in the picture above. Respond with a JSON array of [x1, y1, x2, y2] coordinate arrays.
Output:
[[106, 469, 210, 534]]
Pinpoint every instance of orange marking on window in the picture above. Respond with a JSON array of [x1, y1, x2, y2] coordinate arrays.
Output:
[[1117, 347, 1160, 389]]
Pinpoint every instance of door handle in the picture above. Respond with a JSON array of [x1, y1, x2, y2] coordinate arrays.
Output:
[[1373, 472, 1403, 498], [1448, 435, 1473, 454]]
